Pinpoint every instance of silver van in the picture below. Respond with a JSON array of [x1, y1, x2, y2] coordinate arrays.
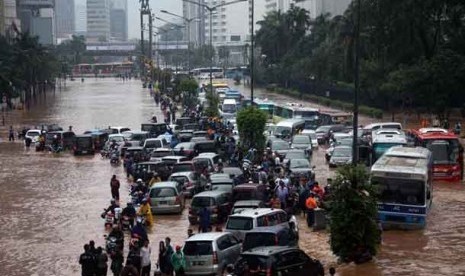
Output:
[[183, 232, 241, 275], [149, 181, 184, 214]]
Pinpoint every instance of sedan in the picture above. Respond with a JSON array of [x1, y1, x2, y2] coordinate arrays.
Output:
[[291, 135, 312, 156], [329, 145, 352, 167]]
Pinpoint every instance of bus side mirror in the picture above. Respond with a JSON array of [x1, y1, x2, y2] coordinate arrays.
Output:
[[426, 191, 431, 200]]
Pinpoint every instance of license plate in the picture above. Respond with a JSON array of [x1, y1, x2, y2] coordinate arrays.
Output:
[[158, 201, 167, 205], [193, 261, 204, 266], [82, 151, 87, 154]]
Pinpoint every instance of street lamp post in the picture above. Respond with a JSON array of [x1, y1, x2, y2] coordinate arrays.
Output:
[[250, 0, 254, 105], [182, 0, 248, 95], [161, 10, 201, 73], [352, 0, 361, 164]]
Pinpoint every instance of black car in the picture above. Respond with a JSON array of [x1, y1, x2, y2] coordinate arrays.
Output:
[[133, 161, 171, 182], [73, 135, 94, 155], [193, 140, 218, 155], [235, 247, 324, 276], [242, 225, 299, 252]]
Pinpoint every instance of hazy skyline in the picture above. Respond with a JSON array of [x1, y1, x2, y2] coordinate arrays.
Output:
[[77, 0, 182, 39]]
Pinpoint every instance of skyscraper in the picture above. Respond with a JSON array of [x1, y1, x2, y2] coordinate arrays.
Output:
[[75, 3, 86, 36], [182, 0, 205, 46], [17, 0, 55, 44], [55, 0, 75, 38], [110, 0, 127, 41], [86, 0, 110, 42]]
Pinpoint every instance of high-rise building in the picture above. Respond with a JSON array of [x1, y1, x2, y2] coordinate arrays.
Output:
[[265, 0, 293, 12], [182, 0, 205, 46], [55, 0, 75, 39], [86, 0, 110, 42], [110, 0, 127, 41], [75, 4, 86, 36], [0, 0, 18, 36], [17, 0, 55, 44]]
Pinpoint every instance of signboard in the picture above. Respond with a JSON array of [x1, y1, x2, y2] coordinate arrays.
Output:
[[86, 45, 136, 51]]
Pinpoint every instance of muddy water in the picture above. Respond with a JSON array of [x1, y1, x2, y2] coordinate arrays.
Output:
[[0, 79, 464, 275]]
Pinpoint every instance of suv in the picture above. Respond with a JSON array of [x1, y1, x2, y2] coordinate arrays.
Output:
[[231, 200, 266, 215], [225, 208, 298, 241], [234, 247, 324, 276], [189, 191, 232, 225], [183, 232, 242, 276], [242, 225, 298, 252]]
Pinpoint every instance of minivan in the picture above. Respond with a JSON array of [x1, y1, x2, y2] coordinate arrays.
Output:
[[274, 119, 306, 139], [242, 225, 299, 251], [189, 191, 232, 225], [73, 135, 95, 155], [149, 181, 184, 214], [183, 232, 241, 276], [225, 208, 298, 241]]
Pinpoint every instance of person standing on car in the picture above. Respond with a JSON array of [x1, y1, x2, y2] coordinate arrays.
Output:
[[110, 175, 120, 201], [79, 244, 96, 276]]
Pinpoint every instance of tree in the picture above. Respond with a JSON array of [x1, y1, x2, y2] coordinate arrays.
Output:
[[329, 165, 380, 264], [236, 107, 267, 152], [178, 78, 199, 109]]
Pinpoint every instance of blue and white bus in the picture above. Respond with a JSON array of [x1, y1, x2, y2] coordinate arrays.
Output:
[[371, 146, 433, 229]]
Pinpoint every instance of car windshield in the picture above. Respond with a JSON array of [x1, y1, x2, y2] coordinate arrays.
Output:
[[183, 241, 213, 256], [175, 143, 194, 150], [243, 233, 276, 251], [191, 197, 214, 207], [373, 177, 425, 205], [272, 141, 289, 150], [275, 126, 292, 136], [150, 187, 176, 198], [316, 126, 331, 133], [151, 151, 172, 158], [338, 138, 353, 146], [226, 217, 253, 230], [27, 131, 40, 137], [145, 140, 162, 148], [76, 138, 92, 147], [293, 136, 310, 144], [373, 143, 405, 160], [109, 136, 124, 143], [285, 151, 305, 160], [173, 164, 192, 173], [333, 147, 352, 157], [424, 139, 459, 165], [170, 176, 188, 184], [290, 159, 310, 169]]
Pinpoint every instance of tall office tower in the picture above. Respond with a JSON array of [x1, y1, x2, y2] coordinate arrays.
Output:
[[17, 0, 55, 44], [55, 0, 75, 39], [86, 0, 110, 42], [110, 0, 127, 41]]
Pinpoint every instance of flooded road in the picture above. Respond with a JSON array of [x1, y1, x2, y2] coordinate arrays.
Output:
[[0, 79, 464, 275]]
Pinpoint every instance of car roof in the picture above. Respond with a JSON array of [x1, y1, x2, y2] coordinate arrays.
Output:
[[234, 200, 263, 206], [162, 156, 187, 160], [186, 232, 231, 242], [229, 208, 283, 218], [126, 146, 144, 150], [197, 152, 219, 158], [286, 149, 305, 154], [109, 134, 124, 137], [170, 171, 194, 177], [240, 246, 298, 256], [27, 129, 41, 132], [149, 181, 179, 188], [193, 190, 229, 197], [75, 134, 93, 138], [245, 224, 289, 234]]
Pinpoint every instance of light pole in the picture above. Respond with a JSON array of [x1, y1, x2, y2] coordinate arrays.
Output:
[[250, 0, 255, 105], [352, 0, 361, 164], [161, 10, 201, 74], [182, 0, 248, 95]]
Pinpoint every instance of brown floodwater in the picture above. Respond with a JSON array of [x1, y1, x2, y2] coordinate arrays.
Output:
[[0, 78, 464, 276]]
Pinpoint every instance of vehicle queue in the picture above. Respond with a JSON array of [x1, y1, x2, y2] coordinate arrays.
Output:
[[15, 77, 463, 276]]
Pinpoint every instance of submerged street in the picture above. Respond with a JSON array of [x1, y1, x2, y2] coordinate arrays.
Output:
[[0, 79, 465, 275]]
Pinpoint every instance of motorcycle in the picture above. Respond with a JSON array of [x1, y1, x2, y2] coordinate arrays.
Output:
[[121, 215, 133, 231], [101, 211, 115, 228], [110, 152, 120, 165], [105, 235, 124, 257]]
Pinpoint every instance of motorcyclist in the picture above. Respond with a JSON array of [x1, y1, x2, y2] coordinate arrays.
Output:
[[132, 179, 148, 195], [121, 202, 137, 228], [137, 198, 153, 227], [110, 139, 119, 151], [108, 224, 124, 249], [104, 199, 120, 215], [131, 217, 148, 242]]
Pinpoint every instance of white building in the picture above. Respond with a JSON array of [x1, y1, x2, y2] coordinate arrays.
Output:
[[0, 0, 20, 36], [86, 0, 110, 42], [284, 0, 352, 19], [182, 0, 206, 46], [55, 0, 75, 39], [17, 0, 55, 44], [75, 4, 86, 36], [110, 0, 127, 41], [265, 0, 293, 12]]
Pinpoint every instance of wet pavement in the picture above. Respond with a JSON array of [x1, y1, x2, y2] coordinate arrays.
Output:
[[0, 78, 464, 275]]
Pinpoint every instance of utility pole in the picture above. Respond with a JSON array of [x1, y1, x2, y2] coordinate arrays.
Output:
[[352, 0, 361, 164], [250, 0, 254, 104], [139, 0, 152, 82]]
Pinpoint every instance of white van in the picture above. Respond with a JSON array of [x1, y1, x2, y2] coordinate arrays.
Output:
[[221, 99, 237, 115], [274, 119, 306, 139]]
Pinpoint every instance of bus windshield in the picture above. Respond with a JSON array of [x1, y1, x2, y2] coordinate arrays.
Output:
[[424, 139, 459, 165], [294, 110, 319, 118], [373, 177, 425, 206]]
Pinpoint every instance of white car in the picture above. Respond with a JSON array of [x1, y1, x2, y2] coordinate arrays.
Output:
[[25, 129, 42, 143]]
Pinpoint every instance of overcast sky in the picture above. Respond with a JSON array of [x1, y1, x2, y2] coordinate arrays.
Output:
[[76, 0, 183, 39]]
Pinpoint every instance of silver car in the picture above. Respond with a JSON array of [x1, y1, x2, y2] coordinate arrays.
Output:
[[183, 232, 242, 275], [149, 181, 185, 214], [329, 145, 353, 167]]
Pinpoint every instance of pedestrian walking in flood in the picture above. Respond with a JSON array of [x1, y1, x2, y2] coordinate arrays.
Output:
[[110, 175, 120, 201], [140, 240, 152, 276], [8, 126, 15, 141], [79, 244, 96, 276], [110, 250, 124, 276], [95, 246, 108, 276], [171, 245, 186, 276]]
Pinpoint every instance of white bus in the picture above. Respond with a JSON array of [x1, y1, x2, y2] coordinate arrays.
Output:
[[371, 146, 433, 229], [192, 67, 224, 79], [371, 130, 408, 162]]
